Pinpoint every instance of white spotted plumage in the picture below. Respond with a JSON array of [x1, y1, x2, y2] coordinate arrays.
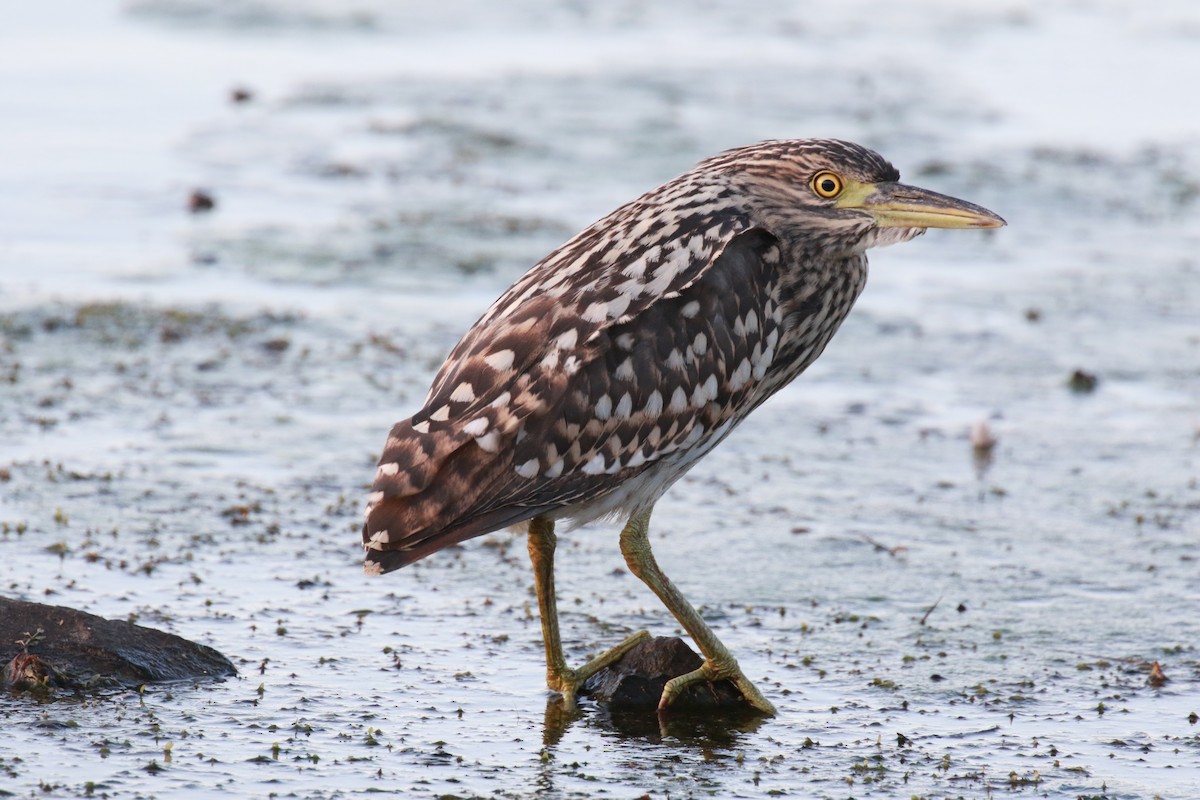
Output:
[[362, 139, 907, 571]]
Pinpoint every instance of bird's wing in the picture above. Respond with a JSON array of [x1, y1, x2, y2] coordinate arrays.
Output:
[[427, 185, 753, 408], [364, 209, 786, 572], [494, 226, 786, 507]]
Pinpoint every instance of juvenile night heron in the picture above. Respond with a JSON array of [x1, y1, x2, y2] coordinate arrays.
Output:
[[362, 139, 1004, 715]]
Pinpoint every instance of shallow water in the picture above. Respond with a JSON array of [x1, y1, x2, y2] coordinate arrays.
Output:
[[2, 1, 1199, 798]]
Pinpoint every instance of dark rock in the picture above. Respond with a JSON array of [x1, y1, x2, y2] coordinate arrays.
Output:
[[0, 597, 236, 693], [581, 636, 750, 711]]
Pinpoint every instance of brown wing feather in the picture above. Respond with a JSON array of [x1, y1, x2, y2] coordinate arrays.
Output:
[[363, 225, 784, 573]]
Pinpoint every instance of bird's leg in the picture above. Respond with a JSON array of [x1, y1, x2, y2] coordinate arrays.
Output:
[[618, 509, 777, 717], [527, 516, 650, 706]]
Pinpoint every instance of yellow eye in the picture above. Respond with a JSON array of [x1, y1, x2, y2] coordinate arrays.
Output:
[[811, 170, 844, 199]]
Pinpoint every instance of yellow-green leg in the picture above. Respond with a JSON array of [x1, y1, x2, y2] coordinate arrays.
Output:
[[618, 508, 777, 716], [527, 516, 650, 706]]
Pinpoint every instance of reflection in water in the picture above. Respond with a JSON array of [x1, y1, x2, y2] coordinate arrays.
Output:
[[541, 695, 585, 747], [542, 696, 764, 748], [536, 696, 767, 798], [595, 704, 767, 744]]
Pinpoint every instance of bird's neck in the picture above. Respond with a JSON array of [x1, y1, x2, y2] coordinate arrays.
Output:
[[765, 251, 869, 393]]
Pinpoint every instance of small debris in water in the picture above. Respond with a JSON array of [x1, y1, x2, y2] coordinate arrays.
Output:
[[859, 533, 906, 556], [261, 337, 291, 353], [970, 420, 997, 456], [1067, 369, 1099, 393], [188, 190, 216, 214], [1147, 661, 1167, 687], [919, 595, 942, 625]]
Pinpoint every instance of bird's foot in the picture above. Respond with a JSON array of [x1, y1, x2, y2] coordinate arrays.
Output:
[[547, 629, 651, 706], [658, 652, 777, 717]]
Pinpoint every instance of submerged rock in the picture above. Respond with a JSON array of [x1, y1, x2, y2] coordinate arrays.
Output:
[[581, 636, 750, 711], [0, 597, 236, 693]]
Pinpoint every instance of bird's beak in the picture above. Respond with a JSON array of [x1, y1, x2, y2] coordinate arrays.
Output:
[[838, 181, 1006, 230]]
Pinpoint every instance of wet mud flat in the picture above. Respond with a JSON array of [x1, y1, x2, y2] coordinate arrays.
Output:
[[3, 277, 1197, 799], [4, 0, 1200, 798]]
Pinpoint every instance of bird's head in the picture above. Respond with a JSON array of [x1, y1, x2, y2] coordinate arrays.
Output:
[[710, 139, 1006, 256]]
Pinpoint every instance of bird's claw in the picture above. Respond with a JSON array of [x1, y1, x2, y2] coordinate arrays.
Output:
[[658, 654, 777, 717], [547, 629, 651, 707]]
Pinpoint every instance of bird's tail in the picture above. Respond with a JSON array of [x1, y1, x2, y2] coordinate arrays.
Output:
[[360, 418, 465, 573], [360, 419, 545, 574]]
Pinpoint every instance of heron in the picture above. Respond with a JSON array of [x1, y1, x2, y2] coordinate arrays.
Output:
[[361, 139, 1004, 715]]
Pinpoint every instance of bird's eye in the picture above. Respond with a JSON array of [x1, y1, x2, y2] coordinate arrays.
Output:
[[810, 171, 844, 199]]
